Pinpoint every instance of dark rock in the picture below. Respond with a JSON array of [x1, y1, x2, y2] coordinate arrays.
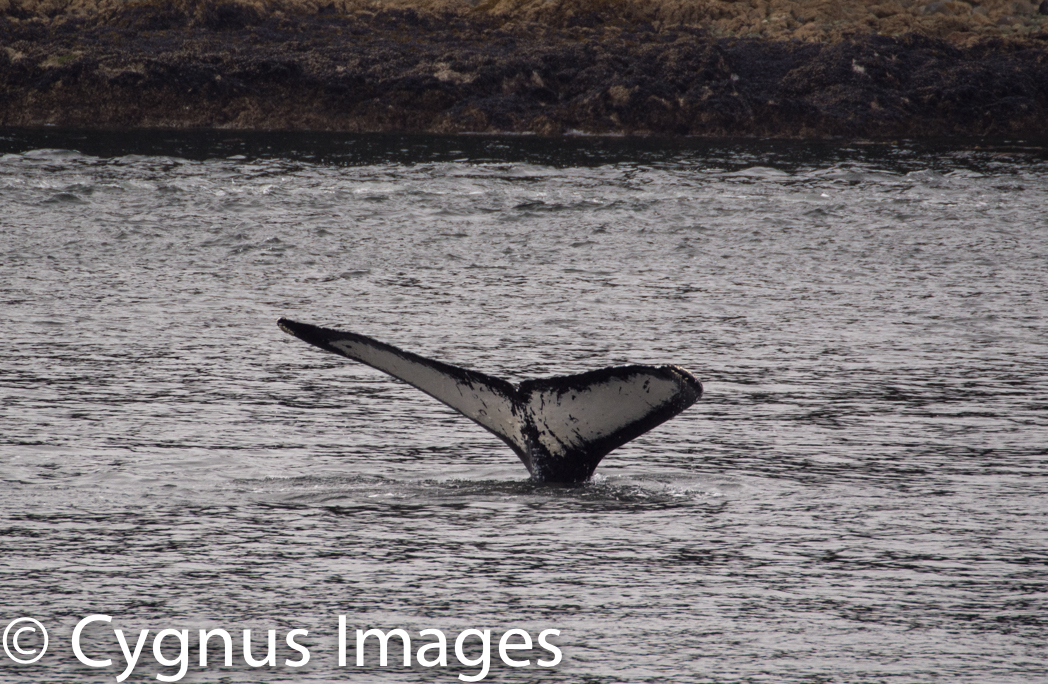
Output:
[[0, 9, 1046, 137]]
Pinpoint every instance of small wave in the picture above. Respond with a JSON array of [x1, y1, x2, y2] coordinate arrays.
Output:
[[22, 148, 84, 159], [725, 166, 790, 178], [234, 473, 724, 512], [41, 192, 85, 204]]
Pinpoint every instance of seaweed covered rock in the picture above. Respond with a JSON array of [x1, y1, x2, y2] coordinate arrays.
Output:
[[1, 0, 1046, 135]]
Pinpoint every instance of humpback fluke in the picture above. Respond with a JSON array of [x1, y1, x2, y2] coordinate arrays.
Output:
[[278, 318, 702, 483]]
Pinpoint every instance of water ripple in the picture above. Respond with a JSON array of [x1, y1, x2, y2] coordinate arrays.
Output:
[[0, 134, 1045, 683]]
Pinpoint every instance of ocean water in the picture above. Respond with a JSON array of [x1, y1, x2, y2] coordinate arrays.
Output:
[[1, 130, 1046, 683]]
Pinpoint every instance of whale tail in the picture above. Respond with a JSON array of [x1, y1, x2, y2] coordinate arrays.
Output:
[[278, 318, 702, 483]]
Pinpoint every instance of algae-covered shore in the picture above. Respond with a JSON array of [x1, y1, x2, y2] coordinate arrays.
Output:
[[2, 0, 1047, 136]]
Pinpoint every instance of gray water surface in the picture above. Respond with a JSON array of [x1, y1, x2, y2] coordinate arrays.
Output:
[[1, 132, 1046, 683]]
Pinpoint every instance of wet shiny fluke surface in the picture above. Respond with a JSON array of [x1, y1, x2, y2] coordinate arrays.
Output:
[[1, 132, 1046, 683]]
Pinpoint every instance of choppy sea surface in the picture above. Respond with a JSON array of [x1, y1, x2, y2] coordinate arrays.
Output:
[[1, 130, 1046, 683]]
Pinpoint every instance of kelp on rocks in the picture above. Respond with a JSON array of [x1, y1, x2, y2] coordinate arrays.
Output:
[[2, 0, 1047, 136]]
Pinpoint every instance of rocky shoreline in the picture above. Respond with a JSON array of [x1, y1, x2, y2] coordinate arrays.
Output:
[[2, 0, 1047, 137]]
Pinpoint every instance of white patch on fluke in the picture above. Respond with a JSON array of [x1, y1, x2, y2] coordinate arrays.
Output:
[[523, 371, 687, 458], [328, 337, 524, 449]]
